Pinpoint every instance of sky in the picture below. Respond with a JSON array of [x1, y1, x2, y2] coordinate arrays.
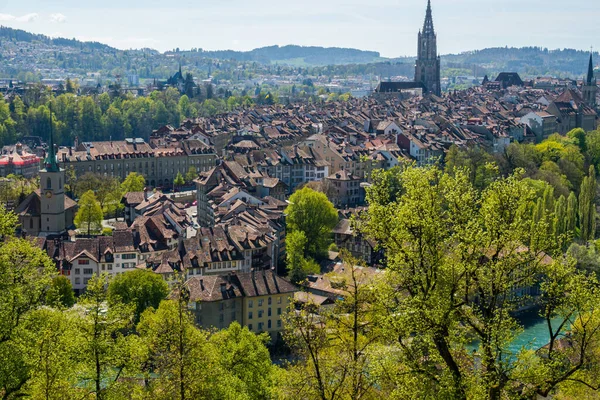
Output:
[[0, 0, 598, 58]]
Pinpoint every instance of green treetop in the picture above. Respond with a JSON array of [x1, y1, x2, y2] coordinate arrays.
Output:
[[285, 187, 338, 259]]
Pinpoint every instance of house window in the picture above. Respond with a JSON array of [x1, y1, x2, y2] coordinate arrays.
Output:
[[74, 268, 80, 275], [268, 297, 272, 305], [75, 278, 80, 284], [78, 259, 90, 265], [258, 310, 263, 318], [268, 320, 272, 329], [248, 324, 253, 330], [83, 268, 93, 275], [248, 312, 253, 320], [268, 308, 272, 317], [277, 308, 282, 315], [248, 300, 253, 308], [258, 322, 264, 331], [277, 320, 282, 328], [122, 253, 136, 260], [258, 299, 263, 307]]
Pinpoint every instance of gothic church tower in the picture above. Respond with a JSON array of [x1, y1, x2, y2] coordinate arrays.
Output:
[[415, 0, 441, 96], [39, 124, 66, 235], [583, 53, 597, 108]]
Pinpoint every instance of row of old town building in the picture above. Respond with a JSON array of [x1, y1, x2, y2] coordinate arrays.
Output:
[[4, 57, 599, 337]]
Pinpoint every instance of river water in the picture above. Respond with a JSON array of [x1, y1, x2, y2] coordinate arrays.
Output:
[[469, 308, 565, 356]]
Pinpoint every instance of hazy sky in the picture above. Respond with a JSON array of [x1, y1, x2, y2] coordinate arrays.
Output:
[[0, 0, 598, 57]]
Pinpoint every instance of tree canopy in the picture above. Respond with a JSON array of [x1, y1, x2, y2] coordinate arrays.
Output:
[[108, 269, 169, 322], [74, 190, 103, 235], [285, 187, 338, 259]]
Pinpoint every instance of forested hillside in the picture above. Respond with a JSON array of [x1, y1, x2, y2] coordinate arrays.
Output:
[[0, 26, 597, 82]]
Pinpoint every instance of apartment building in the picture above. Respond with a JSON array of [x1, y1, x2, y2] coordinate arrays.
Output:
[[57, 138, 216, 188], [186, 270, 297, 338]]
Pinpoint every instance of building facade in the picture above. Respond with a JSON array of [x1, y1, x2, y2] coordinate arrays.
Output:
[[57, 138, 217, 189]]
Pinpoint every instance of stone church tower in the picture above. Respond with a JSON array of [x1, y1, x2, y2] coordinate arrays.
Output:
[[40, 127, 66, 235], [583, 53, 597, 108], [415, 0, 441, 96]]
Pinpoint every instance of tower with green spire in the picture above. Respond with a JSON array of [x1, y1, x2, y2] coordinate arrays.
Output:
[[43, 117, 59, 172], [40, 110, 66, 235]]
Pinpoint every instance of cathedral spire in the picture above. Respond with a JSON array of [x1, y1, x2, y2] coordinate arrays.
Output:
[[422, 0, 435, 36], [588, 52, 595, 85], [44, 108, 59, 172]]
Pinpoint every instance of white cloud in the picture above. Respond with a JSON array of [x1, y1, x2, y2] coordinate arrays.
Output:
[[49, 13, 67, 23], [0, 13, 39, 23]]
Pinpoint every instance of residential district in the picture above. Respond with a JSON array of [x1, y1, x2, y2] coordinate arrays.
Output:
[[1, 0, 599, 341]]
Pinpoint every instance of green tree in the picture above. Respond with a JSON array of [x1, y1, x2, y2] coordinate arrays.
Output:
[[554, 194, 567, 248], [137, 282, 232, 400], [46, 275, 75, 309], [185, 166, 198, 184], [567, 127, 587, 153], [184, 73, 196, 99], [73, 274, 137, 400], [17, 308, 83, 399], [359, 165, 600, 399], [567, 191, 579, 236], [286, 230, 319, 284], [279, 259, 378, 400], [121, 172, 146, 193], [108, 269, 169, 323], [579, 165, 597, 242], [209, 322, 275, 400], [0, 210, 55, 398], [174, 171, 185, 189], [285, 187, 338, 259], [65, 78, 77, 94], [74, 190, 103, 235]]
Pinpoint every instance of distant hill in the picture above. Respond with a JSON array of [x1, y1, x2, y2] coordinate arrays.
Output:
[[188, 45, 382, 66], [0, 26, 596, 81], [442, 47, 599, 78], [0, 26, 114, 52]]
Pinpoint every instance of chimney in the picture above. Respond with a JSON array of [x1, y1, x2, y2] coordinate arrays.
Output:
[[74, 136, 78, 149], [143, 187, 149, 201]]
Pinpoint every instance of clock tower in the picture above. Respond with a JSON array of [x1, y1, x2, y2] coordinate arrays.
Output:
[[40, 124, 66, 235]]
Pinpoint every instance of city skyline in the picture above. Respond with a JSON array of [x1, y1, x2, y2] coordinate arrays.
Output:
[[0, 0, 598, 58]]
